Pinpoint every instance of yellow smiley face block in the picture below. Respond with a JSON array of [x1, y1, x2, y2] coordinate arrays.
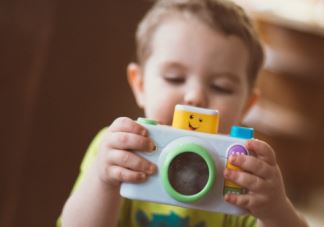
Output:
[[172, 105, 219, 134]]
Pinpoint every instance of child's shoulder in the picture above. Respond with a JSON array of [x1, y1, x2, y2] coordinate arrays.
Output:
[[80, 127, 109, 170]]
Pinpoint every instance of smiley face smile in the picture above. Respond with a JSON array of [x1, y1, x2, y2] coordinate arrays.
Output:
[[188, 114, 203, 131], [188, 122, 198, 130]]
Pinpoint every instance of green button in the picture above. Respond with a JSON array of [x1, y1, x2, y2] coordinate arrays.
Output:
[[137, 117, 157, 125]]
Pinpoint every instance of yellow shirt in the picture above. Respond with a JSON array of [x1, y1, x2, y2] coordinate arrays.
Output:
[[59, 128, 256, 227]]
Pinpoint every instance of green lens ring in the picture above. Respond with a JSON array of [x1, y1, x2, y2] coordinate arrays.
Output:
[[161, 143, 216, 203]]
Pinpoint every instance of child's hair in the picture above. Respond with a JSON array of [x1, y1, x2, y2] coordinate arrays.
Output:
[[135, 0, 264, 87]]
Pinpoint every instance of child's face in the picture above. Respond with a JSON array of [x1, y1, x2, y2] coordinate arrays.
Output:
[[129, 16, 257, 133]]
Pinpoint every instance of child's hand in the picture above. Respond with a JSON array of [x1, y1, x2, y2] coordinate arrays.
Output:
[[96, 117, 156, 188], [223, 139, 301, 225]]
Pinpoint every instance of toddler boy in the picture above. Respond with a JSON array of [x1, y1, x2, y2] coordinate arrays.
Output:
[[61, 0, 308, 226]]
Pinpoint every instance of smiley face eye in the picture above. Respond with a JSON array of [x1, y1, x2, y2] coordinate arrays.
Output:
[[199, 118, 203, 122], [190, 114, 194, 119]]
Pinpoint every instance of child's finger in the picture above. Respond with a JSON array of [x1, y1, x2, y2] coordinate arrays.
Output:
[[224, 192, 270, 217], [228, 155, 273, 179], [246, 139, 277, 166], [224, 168, 265, 192], [224, 193, 256, 212], [108, 117, 148, 136], [105, 132, 155, 151], [224, 192, 250, 209], [108, 165, 148, 183], [107, 149, 156, 175]]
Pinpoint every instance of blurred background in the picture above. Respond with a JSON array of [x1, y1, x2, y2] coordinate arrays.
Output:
[[1, 0, 323, 226]]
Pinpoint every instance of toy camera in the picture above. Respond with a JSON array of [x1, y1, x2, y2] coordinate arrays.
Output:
[[120, 105, 254, 215]]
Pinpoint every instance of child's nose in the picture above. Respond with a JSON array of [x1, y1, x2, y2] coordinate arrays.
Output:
[[183, 85, 208, 108]]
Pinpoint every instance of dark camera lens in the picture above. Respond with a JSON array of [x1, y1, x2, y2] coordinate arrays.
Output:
[[168, 152, 209, 195]]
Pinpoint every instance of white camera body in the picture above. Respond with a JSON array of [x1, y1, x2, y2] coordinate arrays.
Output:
[[120, 118, 252, 215]]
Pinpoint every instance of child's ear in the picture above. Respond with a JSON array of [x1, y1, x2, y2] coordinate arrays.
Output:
[[243, 88, 260, 117], [127, 63, 145, 108]]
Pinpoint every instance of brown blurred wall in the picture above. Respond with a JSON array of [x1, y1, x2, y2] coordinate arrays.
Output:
[[1, 1, 151, 226]]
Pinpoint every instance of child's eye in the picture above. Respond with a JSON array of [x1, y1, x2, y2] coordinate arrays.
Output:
[[210, 84, 233, 95], [163, 75, 185, 85]]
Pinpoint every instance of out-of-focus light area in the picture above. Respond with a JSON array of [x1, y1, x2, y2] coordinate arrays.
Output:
[[235, 0, 324, 34], [232, 0, 324, 136], [232, 1, 324, 226]]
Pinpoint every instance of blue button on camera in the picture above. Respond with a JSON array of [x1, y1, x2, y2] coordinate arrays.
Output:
[[230, 126, 254, 139]]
